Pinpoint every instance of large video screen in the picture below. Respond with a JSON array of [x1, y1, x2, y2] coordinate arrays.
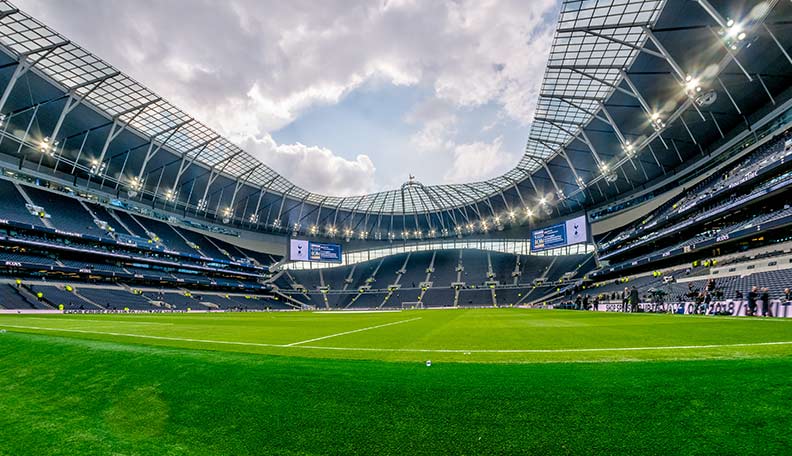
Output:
[[289, 239, 343, 263], [530, 214, 588, 252]]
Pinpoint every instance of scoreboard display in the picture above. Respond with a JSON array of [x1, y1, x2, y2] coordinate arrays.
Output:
[[530, 214, 588, 252], [289, 239, 343, 263]]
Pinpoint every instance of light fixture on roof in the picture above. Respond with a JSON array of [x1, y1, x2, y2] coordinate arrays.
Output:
[[650, 112, 666, 131], [440, 228, 449, 237], [0, 113, 7, 128], [164, 188, 177, 202], [684, 75, 702, 97], [196, 198, 208, 211], [480, 220, 488, 232], [309, 225, 318, 235], [127, 176, 142, 198], [248, 213, 259, 224], [525, 207, 534, 217], [358, 230, 367, 240], [272, 218, 282, 229], [622, 141, 636, 160], [576, 176, 586, 190], [38, 136, 58, 156], [222, 207, 232, 224], [374, 231, 382, 240], [507, 210, 516, 221], [428, 228, 436, 238], [327, 225, 337, 236], [721, 19, 747, 50], [388, 231, 396, 240], [401, 230, 410, 239], [292, 222, 301, 236], [599, 161, 618, 183], [556, 189, 566, 201], [89, 159, 105, 175]]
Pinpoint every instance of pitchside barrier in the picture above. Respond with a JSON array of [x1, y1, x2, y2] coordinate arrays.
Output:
[[594, 300, 792, 318]]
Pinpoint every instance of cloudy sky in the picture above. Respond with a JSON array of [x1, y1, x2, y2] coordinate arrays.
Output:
[[16, 0, 559, 196]]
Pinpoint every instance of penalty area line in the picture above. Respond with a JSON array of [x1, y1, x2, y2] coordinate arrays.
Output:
[[283, 317, 423, 346]]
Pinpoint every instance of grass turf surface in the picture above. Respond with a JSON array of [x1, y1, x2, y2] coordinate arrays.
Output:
[[1, 308, 791, 454]]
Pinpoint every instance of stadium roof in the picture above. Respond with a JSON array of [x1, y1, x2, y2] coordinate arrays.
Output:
[[0, 0, 789, 237]]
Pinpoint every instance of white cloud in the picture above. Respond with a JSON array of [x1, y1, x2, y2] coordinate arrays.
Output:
[[444, 137, 517, 184], [15, 0, 558, 194], [239, 136, 376, 196]]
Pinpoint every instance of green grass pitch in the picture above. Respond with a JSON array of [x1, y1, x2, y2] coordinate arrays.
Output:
[[1, 308, 791, 455]]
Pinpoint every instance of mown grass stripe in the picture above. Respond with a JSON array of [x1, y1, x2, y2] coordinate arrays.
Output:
[[2, 322, 791, 354]]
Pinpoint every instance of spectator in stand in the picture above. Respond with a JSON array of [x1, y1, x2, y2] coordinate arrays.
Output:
[[582, 294, 590, 311], [760, 287, 772, 317], [784, 288, 791, 303], [747, 286, 759, 316], [575, 295, 582, 310], [593, 295, 600, 311]]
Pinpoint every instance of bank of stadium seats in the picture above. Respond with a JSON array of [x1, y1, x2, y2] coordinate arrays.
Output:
[[319, 266, 348, 290], [169, 227, 226, 259], [75, 287, 153, 310], [0, 180, 41, 225], [494, 287, 527, 306], [232, 245, 279, 266], [24, 187, 106, 237], [325, 292, 349, 308], [398, 251, 433, 288], [460, 250, 489, 286], [347, 259, 380, 289], [545, 255, 593, 281], [420, 287, 456, 307], [0, 249, 58, 266], [143, 292, 206, 309], [132, 215, 195, 254], [520, 256, 554, 284], [490, 252, 516, 285], [375, 255, 405, 286], [112, 210, 147, 237], [57, 258, 128, 273], [429, 250, 459, 286], [83, 202, 127, 235], [29, 284, 94, 309], [0, 283, 51, 309], [457, 288, 493, 307], [349, 291, 387, 308], [201, 230, 248, 265], [289, 270, 322, 291]]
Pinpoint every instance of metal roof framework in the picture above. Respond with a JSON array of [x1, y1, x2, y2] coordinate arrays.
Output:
[[0, 0, 788, 239]]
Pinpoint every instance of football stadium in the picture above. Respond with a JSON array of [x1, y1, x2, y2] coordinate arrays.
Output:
[[0, 0, 791, 454]]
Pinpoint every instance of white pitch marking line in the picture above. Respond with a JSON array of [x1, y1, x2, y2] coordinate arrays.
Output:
[[283, 317, 423, 347], [292, 341, 792, 353], [1, 323, 792, 354]]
